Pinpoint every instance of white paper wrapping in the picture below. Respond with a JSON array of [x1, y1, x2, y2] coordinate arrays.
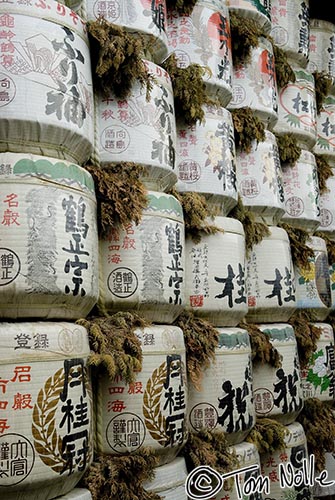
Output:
[[308, 19, 335, 84], [294, 236, 332, 321], [143, 456, 188, 500], [96, 60, 177, 192], [252, 324, 304, 425], [300, 322, 335, 402], [228, 0, 272, 34], [167, 0, 233, 106], [228, 36, 278, 129], [273, 67, 317, 150], [188, 327, 255, 445], [270, 0, 310, 68], [175, 104, 237, 215], [0, 0, 94, 165], [184, 216, 248, 326], [99, 191, 185, 324], [86, 0, 168, 63], [95, 325, 188, 465], [0, 152, 99, 320], [55, 489, 92, 500], [318, 169, 335, 239], [0, 322, 93, 500], [314, 96, 335, 167], [260, 422, 313, 500], [281, 149, 321, 233], [236, 130, 285, 224], [246, 227, 297, 323]]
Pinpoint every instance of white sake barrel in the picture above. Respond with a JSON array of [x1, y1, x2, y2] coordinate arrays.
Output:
[[281, 149, 321, 233], [0, 0, 94, 165], [252, 324, 304, 425], [214, 442, 262, 500], [270, 0, 310, 69], [236, 130, 285, 225], [99, 191, 185, 324], [0, 322, 93, 500], [96, 60, 177, 192], [300, 323, 335, 402], [261, 422, 313, 500], [56, 489, 92, 500], [314, 95, 335, 167], [176, 104, 238, 215], [166, 0, 233, 106], [308, 19, 335, 85], [245, 227, 296, 323], [273, 67, 317, 150], [319, 170, 335, 239], [0, 152, 99, 320], [95, 325, 187, 465], [313, 428, 335, 498], [143, 457, 188, 499], [185, 216, 247, 326], [228, 36, 278, 130], [188, 327, 255, 445], [294, 236, 332, 321], [86, 0, 168, 63], [228, 0, 272, 34]]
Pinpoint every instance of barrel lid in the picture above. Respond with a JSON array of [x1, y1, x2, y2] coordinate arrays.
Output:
[[230, 441, 260, 467], [297, 149, 317, 166], [0, 152, 96, 196], [58, 489, 92, 500], [0, 322, 90, 363], [310, 323, 334, 341], [216, 327, 250, 350], [258, 323, 296, 343], [261, 226, 290, 243], [144, 457, 188, 492], [135, 325, 185, 354], [144, 192, 184, 223], [213, 216, 245, 235], [291, 68, 315, 85], [323, 95, 335, 107], [307, 236, 328, 252], [284, 422, 307, 447], [310, 18, 335, 31], [0, 0, 88, 41]]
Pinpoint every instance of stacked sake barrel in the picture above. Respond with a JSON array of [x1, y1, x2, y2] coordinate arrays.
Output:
[[0, 0, 98, 498], [83, 0, 190, 494]]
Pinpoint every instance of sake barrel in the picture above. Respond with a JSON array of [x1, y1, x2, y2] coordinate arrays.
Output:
[[166, 0, 233, 107], [273, 67, 317, 150], [314, 95, 335, 167], [0, 0, 94, 166], [0, 152, 99, 320], [0, 322, 93, 500], [228, 0, 272, 34], [99, 191, 185, 324], [96, 60, 177, 192], [281, 149, 321, 233], [56, 490, 92, 500], [294, 236, 332, 321], [252, 324, 304, 425], [228, 36, 278, 130], [175, 104, 238, 215], [313, 427, 335, 498], [260, 422, 313, 500], [188, 327, 255, 445], [318, 169, 335, 239], [95, 325, 188, 465], [300, 323, 335, 402], [184, 216, 248, 327], [143, 457, 188, 500], [308, 19, 335, 84], [245, 227, 296, 323], [86, 0, 168, 63], [236, 130, 285, 225], [270, 0, 310, 69]]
